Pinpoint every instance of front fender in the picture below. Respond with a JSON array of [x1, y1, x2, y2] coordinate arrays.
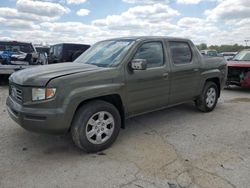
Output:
[[61, 83, 125, 131]]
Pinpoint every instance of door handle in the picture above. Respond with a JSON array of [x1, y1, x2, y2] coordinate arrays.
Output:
[[193, 68, 199, 72], [163, 72, 169, 79]]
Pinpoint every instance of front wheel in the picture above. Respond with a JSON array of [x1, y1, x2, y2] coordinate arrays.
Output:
[[195, 81, 219, 112], [71, 100, 121, 153]]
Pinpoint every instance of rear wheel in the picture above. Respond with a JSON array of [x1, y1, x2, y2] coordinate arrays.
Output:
[[195, 81, 219, 112], [71, 100, 121, 152]]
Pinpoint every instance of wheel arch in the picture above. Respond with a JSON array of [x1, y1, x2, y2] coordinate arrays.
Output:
[[70, 94, 125, 131], [205, 77, 221, 97]]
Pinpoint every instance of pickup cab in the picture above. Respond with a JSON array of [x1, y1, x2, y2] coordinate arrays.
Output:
[[6, 37, 227, 152]]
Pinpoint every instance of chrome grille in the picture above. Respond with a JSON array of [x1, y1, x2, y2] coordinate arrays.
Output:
[[10, 85, 23, 102]]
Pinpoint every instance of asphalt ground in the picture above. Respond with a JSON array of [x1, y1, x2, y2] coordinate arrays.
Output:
[[0, 77, 250, 188]]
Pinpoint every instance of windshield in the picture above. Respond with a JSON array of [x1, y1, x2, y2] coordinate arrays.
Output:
[[0, 42, 34, 53], [74, 40, 135, 67], [233, 51, 250, 61]]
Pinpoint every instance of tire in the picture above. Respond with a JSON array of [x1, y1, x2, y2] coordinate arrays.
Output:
[[195, 81, 219, 112], [71, 100, 121, 153]]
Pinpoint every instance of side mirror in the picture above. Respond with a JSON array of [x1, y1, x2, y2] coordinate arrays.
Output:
[[131, 59, 147, 70]]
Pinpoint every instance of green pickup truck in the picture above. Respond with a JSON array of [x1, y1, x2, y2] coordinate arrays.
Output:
[[6, 37, 227, 152]]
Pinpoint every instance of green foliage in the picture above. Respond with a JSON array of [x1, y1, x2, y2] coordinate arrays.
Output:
[[197, 43, 207, 50], [196, 43, 250, 53]]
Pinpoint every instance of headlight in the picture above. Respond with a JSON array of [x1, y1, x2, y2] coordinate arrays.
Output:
[[32, 88, 56, 101]]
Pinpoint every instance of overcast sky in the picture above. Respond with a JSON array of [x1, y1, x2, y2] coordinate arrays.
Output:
[[0, 0, 249, 45]]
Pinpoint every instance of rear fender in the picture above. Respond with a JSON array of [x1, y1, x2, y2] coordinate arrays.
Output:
[[198, 69, 224, 96]]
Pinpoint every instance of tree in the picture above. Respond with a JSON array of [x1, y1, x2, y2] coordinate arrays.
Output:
[[197, 43, 207, 50], [197, 43, 250, 53]]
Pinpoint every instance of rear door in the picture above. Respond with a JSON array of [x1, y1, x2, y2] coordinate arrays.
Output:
[[125, 40, 170, 116], [167, 41, 200, 104]]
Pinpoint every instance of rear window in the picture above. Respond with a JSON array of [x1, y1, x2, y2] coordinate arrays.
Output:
[[169, 41, 192, 64], [0, 42, 34, 53]]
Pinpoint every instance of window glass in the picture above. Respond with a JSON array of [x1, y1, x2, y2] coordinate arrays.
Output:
[[169, 42, 192, 64], [54, 45, 62, 57], [49, 47, 54, 54], [207, 50, 218, 57], [75, 40, 134, 67], [133, 42, 164, 68], [233, 51, 250, 61], [0, 42, 34, 53]]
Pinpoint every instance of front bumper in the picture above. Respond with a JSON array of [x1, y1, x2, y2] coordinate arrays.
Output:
[[227, 75, 250, 88], [6, 96, 69, 134], [241, 76, 250, 87]]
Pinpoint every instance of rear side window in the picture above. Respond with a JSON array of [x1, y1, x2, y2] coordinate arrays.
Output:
[[169, 41, 192, 64], [133, 42, 164, 68]]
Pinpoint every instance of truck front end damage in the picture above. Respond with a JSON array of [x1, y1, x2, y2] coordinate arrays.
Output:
[[227, 64, 250, 87]]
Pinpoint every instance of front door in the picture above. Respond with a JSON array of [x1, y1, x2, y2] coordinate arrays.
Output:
[[125, 41, 170, 116]]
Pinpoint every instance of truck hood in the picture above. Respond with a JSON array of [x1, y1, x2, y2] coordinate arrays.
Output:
[[9, 62, 100, 86], [227, 61, 250, 68]]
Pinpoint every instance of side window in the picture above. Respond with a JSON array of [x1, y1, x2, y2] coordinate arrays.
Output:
[[169, 41, 192, 64], [133, 42, 164, 68], [54, 46, 62, 57], [49, 47, 54, 55]]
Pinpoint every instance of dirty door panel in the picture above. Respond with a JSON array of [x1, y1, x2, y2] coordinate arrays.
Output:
[[125, 41, 170, 115], [168, 41, 200, 104]]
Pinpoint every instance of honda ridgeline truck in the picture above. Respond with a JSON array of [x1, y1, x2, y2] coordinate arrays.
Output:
[[6, 37, 227, 152]]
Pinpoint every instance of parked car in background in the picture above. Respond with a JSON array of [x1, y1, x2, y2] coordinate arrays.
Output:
[[7, 36, 227, 152], [0, 41, 43, 75], [220, 52, 237, 61], [200, 49, 219, 57], [48, 43, 90, 64], [35, 46, 50, 65], [227, 49, 250, 88], [35, 46, 50, 55]]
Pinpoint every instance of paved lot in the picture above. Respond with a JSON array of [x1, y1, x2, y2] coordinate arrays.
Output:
[[0, 78, 250, 188]]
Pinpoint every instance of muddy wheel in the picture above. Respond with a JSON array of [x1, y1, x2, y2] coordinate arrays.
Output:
[[71, 100, 121, 153], [195, 81, 219, 112]]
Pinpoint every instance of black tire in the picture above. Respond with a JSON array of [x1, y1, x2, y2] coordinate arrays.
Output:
[[195, 81, 219, 112], [71, 100, 121, 153]]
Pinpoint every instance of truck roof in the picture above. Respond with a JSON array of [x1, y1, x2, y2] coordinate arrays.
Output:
[[105, 36, 192, 42], [50, 43, 90, 47]]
